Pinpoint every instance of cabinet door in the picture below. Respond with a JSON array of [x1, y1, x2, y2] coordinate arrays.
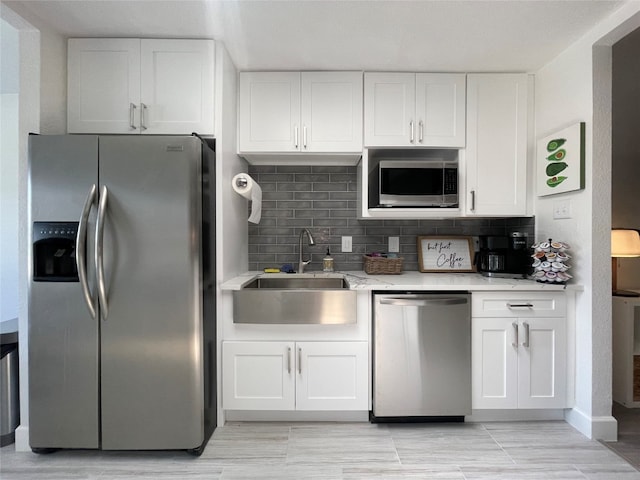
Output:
[[466, 74, 529, 216], [68, 38, 141, 134], [301, 72, 363, 153], [517, 318, 567, 408], [239, 72, 301, 152], [296, 341, 368, 411], [415, 73, 466, 147], [472, 318, 518, 409], [140, 39, 214, 135], [222, 341, 295, 410], [364, 73, 415, 147]]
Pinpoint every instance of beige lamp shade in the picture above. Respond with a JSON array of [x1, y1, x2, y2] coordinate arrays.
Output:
[[611, 229, 640, 257]]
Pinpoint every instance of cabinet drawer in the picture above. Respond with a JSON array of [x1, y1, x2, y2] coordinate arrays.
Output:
[[472, 292, 566, 317]]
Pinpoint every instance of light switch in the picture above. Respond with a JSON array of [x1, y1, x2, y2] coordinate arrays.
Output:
[[553, 199, 572, 219], [341, 236, 352, 253], [388, 236, 400, 253]]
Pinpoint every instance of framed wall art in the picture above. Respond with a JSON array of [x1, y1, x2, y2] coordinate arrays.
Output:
[[417, 236, 475, 273], [537, 122, 585, 196]]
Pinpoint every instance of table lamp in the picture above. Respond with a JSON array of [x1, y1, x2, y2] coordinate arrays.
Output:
[[611, 229, 640, 297]]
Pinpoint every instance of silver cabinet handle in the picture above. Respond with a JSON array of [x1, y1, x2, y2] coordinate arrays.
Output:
[[471, 190, 476, 212], [409, 120, 415, 143], [95, 186, 109, 320], [418, 120, 424, 143], [508, 302, 534, 309], [140, 103, 148, 130], [298, 347, 302, 375], [294, 125, 299, 149], [76, 184, 97, 319], [287, 347, 292, 374], [380, 297, 468, 307], [129, 103, 137, 130], [521, 322, 530, 348], [303, 125, 307, 149], [511, 322, 519, 347]]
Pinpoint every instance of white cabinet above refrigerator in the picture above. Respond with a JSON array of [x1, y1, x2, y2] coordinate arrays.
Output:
[[67, 38, 214, 135]]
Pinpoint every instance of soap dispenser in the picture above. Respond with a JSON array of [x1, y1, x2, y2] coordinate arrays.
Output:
[[323, 248, 334, 272]]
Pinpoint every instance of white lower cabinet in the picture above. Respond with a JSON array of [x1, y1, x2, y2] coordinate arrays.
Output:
[[472, 292, 568, 409], [223, 341, 368, 411]]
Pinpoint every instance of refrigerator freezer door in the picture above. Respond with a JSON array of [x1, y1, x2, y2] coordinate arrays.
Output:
[[97, 136, 203, 450], [28, 135, 100, 448]]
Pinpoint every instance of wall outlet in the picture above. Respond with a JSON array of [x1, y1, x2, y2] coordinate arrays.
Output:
[[388, 236, 400, 252], [341, 236, 352, 253], [553, 199, 572, 219]]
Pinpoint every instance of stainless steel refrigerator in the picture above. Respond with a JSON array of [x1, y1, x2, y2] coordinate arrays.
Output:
[[28, 134, 216, 455]]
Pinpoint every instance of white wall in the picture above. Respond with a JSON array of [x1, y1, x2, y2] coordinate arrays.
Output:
[[1, 16, 19, 323], [38, 28, 66, 133], [2, 2, 66, 450], [213, 42, 248, 426], [1, 18, 20, 322], [215, 43, 249, 284], [535, 2, 640, 440], [1, 2, 41, 451], [0, 93, 19, 322]]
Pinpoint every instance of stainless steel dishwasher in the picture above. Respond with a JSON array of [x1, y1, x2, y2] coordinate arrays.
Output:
[[372, 292, 471, 420]]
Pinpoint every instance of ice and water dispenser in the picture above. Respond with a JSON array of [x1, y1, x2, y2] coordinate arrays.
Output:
[[32, 222, 79, 282]]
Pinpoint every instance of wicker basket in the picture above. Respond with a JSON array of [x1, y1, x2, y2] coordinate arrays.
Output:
[[363, 255, 403, 275]]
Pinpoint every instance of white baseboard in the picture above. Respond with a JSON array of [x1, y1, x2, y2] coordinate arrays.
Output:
[[565, 407, 618, 441], [14, 425, 30, 452], [224, 410, 370, 423], [467, 409, 565, 422]]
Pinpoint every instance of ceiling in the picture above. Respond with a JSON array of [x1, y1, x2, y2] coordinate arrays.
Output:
[[3, 0, 627, 72]]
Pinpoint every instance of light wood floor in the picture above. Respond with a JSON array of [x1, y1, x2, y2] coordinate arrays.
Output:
[[1, 420, 639, 479]]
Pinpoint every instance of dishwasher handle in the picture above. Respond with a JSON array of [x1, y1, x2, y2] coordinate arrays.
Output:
[[379, 297, 468, 307]]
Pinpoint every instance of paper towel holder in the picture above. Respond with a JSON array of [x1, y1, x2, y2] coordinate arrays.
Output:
[[235, 176, 248, 188]]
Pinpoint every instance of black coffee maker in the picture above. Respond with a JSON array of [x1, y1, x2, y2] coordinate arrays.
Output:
[[476, 232, 530, 278]]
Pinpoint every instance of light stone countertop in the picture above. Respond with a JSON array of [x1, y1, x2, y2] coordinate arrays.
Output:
[[220, 271, 582, 292]]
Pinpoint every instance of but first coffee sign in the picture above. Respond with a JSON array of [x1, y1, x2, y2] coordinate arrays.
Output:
[[417, 236, 475, 272]]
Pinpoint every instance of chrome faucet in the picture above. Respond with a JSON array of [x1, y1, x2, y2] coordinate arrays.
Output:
[[298, 228, 316, 273]]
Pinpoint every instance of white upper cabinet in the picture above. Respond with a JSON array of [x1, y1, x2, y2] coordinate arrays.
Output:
[[238, 71, 363, 155], [68, 39, 141, 134], [139, 40, 214, 135], [364, 73, 415, 146], [465, 74, 530, 216], [239, 72, 301, 152], [301, 72, 363, 152], [68, 38, 214, 135], [364, 72, 466, 147]]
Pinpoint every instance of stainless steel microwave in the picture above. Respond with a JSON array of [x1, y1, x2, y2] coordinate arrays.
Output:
[[378, 160, 459, 207]]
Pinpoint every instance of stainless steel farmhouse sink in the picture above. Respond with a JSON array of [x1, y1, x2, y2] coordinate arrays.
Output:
[[233, 275, 356, 324], [243, 276, 348, 290]]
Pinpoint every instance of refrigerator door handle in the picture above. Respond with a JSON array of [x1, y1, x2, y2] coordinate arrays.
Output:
[[76, 184, 98, 319], [96, 185, 109, 320]]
